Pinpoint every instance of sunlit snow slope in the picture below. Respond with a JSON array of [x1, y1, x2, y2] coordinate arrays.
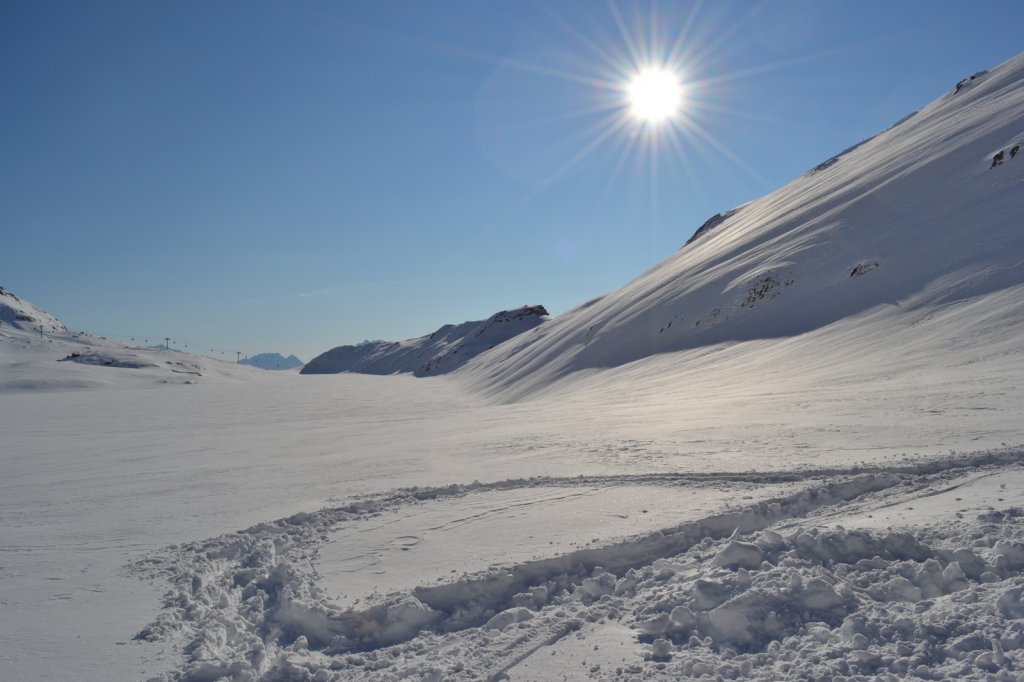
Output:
[[461, 56, 1024, 401]]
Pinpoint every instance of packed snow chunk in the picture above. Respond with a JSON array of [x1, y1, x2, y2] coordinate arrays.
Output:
[[373, 596, 439, 644], [914, 557, 948, 598], [995, 541, 1024, 570], [650, 637, 673, 661], [945, 547, 991, 580], [639, 613, 671, 637], [712, 538, 764, 570], [485, 606, 534, 631], [580, 567, 617, 600], [801, 577, 845, 610], [996, 585, 1024, 618], [707, 590, 776, 646], [867, 576, 923, 603], [669, 605, 696, 632], [942, 561, 970, 593], [692, 579, 735, 611], [755, 529, 786, 551], [881, 531, 933, 562], [947, 632, 992, 657], [281, 592, 440, 650]]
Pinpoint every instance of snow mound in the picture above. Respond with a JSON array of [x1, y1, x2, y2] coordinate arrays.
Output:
[[301, 305, 549, 377], [0, 285, 66, 333]]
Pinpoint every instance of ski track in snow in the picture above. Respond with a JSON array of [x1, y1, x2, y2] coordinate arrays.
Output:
[[130, 448, 1024, 681]]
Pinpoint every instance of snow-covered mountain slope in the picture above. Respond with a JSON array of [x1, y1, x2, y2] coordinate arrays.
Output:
[[0, 286, 267, 390], [240, 352, 304, 370], [460, 54, 1024, 401], [0, 284, 67, 333], [302, 304, 549, 376]]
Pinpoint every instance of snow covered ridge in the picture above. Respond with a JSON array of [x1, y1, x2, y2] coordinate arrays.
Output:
[[684, 206, 744, 246], [131, 448, 1024, 680], [460, 52, 1024, 399], [0, 284, 66, 332], [241, 352, 304, 370], [301, 305, 549, 377]]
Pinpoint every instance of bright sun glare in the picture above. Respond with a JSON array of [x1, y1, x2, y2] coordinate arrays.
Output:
[[627, 67, 684, 124]]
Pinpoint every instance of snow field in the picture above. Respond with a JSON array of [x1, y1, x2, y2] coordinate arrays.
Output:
[[4, 353, 1023, 680]]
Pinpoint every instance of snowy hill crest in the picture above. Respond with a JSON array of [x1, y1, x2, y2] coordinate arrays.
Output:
[[302, 305, 549, 377], [0, 285, 67, 333]]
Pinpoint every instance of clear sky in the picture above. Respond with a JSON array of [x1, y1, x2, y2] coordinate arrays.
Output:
[[3, 1, 1023, 363]]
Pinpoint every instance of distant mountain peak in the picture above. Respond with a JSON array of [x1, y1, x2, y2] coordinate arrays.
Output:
[[239, 353, 304, 370], [302, 305, 549, 377]]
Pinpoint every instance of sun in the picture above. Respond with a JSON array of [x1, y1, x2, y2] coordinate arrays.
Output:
[[627, 67, 684, 124]]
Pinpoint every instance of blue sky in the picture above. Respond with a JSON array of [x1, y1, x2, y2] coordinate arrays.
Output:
[[3, 1, 1023, 363]]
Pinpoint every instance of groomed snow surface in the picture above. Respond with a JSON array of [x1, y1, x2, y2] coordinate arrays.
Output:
[[5, 52, 1024, 682]]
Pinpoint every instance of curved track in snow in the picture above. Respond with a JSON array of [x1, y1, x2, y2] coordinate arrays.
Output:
[[131, 448, 1024, 681]]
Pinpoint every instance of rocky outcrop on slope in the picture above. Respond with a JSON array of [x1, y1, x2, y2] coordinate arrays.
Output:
[[685, 207, 742, 246]]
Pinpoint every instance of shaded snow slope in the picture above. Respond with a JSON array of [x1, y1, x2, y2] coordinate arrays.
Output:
[[241, 352, 304, 370], [460, 54, 1024, 400], [302, 305, 549, 376]]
